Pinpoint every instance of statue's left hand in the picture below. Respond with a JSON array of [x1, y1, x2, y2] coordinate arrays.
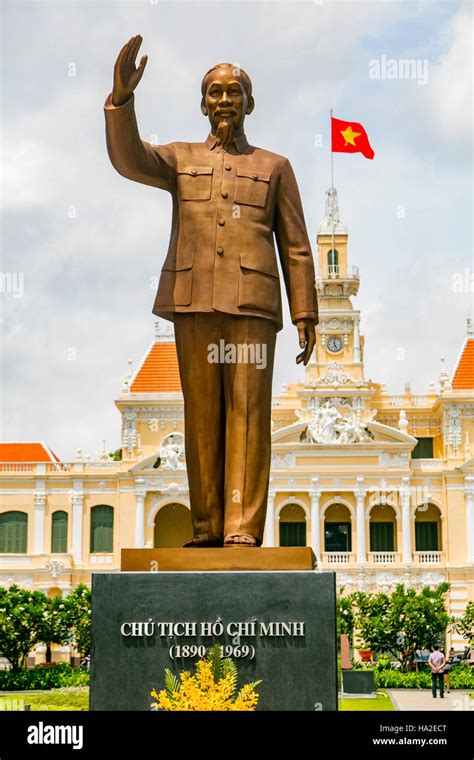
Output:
[[295, 319, 316, 366]]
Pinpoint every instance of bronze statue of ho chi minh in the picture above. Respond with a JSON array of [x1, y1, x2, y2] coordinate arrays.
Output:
[[104, 35, 319, 548]]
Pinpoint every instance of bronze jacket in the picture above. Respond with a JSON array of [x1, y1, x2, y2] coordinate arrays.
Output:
[[104, 93, 318, 332]]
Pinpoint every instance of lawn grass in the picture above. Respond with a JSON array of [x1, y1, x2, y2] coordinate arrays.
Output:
[[0, 686, 88, 711], [338, 691, 395, 711], [0, 686, 394, 712]]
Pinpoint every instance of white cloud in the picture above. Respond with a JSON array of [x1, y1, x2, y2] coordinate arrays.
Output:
[[424, 2, 473, 140], [1, 0, 472, 458]]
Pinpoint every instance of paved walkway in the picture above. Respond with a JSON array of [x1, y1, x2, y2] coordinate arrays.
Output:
[[388, 689, 473, 711]]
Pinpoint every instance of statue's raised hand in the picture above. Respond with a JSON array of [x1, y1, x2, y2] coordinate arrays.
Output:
[[112, 35, 148, 107]]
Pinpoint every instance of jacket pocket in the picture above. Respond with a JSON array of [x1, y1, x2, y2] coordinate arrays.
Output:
[[177, 166, 213, 201], [234, 169, 271, 208], [155, 250, 193, 306], [238, 250, 279, 314]]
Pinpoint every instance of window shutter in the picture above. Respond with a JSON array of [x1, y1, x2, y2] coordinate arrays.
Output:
[[415, 521, 438, 551], [279, 522, 306, 547], [0, 512, 28, 553], [51, 511, 68, 554], [370, 522, 394, 552], [90, 505, 114, 553]]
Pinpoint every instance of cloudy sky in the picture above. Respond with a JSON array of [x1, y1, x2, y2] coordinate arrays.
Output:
[[1, 0, 472, 460]]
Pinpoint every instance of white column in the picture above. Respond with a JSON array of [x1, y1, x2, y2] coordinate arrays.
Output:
[[264, 481, 276, 547], [400, 476, 413, 564], [34, 486, 46, 554], [71, 484, 84, 565], [135, 478, 147, 548], [353, 317, 361, 363], [309, 478, 321, 561], [464, 476, 474, 562], [355, 477, 367, 564]]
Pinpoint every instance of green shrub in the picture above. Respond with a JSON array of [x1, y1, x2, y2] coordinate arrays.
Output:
[[375, 670, 431, 689], [449, 666, 474, 690], [375, 666, 474, 690], [0, 663, 89, 691]]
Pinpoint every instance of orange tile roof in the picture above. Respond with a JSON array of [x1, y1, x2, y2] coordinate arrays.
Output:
[[130, 341, 182, 393], [0, 442, 60, 462], [452, 339, 474, 390]]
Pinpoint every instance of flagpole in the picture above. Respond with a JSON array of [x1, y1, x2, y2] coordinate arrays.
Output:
[[330, 109, 335, 272], [330, 108, 334, 190]]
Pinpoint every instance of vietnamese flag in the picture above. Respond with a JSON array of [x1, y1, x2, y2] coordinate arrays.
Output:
[[331, 116, 374, 160]]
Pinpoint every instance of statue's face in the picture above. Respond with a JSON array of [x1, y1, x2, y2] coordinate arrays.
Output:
[[201, 67, 254, 133]]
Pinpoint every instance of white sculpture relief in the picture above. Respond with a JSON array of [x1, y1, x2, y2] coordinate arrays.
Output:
[[317, 363, 353, 386], [380, 450, 409, 466], [271, 452, 296, 468], [122, 410, 138, 452], [302, 401, 375, 444], [444, 407, 462, 451], [417, 572, 445, 587], [157, 433, 186, 470], [374, 572, 398, 592], [45, 560, 65, 579], [0, 574, 33, 588]]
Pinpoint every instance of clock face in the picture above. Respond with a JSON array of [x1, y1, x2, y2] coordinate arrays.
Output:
[[327, 336, 343, 353]]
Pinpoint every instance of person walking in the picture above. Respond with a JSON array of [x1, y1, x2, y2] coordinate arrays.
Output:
[[428, 645, 446, 699]]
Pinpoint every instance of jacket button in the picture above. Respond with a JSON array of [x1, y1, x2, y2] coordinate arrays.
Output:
[[218, 219, 225, 226], [221, 191, 228, 199], [251, 173, 258, 180], [224, 164, 231, 171], [190, 168, 197, 175], [217, 247, 224, 255]]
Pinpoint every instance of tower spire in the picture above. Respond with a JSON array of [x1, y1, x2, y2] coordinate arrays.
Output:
[[318, 187, 347, 235]]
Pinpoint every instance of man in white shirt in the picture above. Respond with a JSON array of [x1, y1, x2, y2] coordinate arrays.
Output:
[[428, 645, 446, 698]]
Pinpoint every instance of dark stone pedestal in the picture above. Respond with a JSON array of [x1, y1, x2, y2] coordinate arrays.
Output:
[[341, 669, 375, 694], [90, 571, 337, 711]]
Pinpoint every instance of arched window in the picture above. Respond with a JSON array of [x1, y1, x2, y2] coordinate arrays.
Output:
[[0, 511, 28, 553], [369, 506, 397, 552], [324, 504, 352, 552], [327, 249, 339, 277], [415, 504, 442, 552], [90, 505, 114, 553], [279, 504, 307, 547], [51, 511, 68, 554]]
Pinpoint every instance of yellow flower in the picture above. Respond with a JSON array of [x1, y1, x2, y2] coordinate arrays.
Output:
[[151, 645, 261, 711]]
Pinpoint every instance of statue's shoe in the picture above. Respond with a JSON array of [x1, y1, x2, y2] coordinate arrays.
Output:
[[182, 533, 223, 548], [223, 533, 260, 547]]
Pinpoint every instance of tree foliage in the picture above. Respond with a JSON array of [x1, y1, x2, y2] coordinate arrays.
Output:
[[0, 586, 51, 670], [64, 585, 92, 656], [0, 584, 92, 669], [449, 601, 474, 653], [340, 583, 450, 670]]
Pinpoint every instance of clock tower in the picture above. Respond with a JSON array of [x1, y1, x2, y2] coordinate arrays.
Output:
[[306, 187, 365, 385]]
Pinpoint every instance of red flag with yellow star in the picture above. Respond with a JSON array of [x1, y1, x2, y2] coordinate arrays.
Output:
[[331, 116, 374, 160]]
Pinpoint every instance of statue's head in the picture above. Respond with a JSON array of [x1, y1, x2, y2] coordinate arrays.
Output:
[[200, 63, 254, 145]]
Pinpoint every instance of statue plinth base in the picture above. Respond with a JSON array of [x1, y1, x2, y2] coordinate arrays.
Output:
[[91, 570, 337, 711], [121, 546, 316, 572]]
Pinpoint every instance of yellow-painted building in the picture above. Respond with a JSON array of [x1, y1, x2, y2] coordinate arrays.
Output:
[[1, 188, 473, 659]]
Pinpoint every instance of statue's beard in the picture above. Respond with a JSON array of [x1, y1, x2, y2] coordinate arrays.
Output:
[[215, 118, 234, 151]]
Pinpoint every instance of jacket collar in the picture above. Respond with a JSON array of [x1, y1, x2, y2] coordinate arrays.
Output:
[[205, 132, 249, 154]]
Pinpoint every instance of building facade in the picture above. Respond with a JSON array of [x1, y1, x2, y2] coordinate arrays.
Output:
[[1, 189, 473, 657]]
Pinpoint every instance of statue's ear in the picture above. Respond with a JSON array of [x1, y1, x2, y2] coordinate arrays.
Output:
[[246, 95, 255, 116], [200, 98, 208, 116]]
